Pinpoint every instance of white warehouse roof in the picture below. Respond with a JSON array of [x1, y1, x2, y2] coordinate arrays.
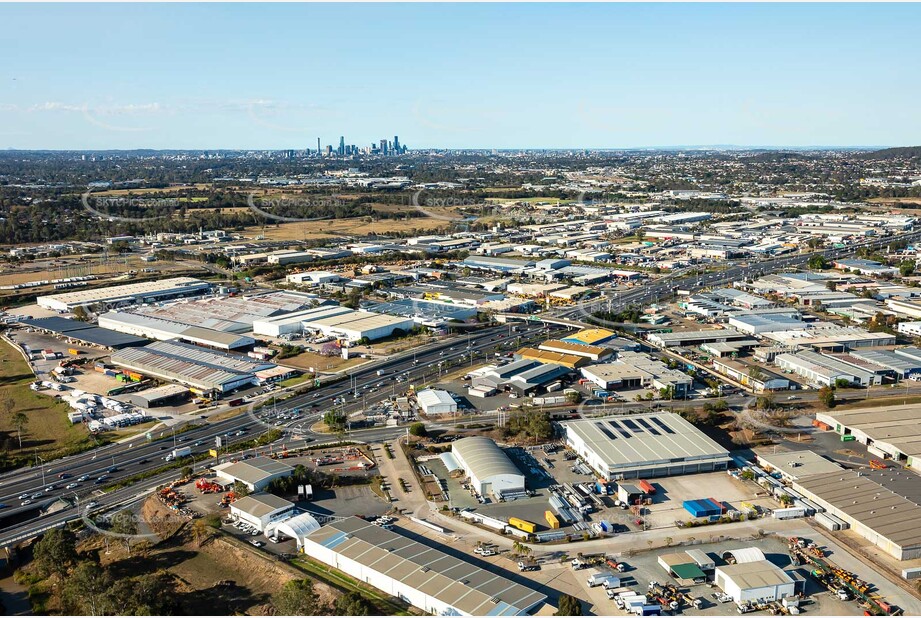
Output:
[[452, 437, 522, 484]]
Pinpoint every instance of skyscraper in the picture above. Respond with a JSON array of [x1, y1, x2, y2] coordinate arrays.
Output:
[[338, 136, 345, 156], [317, 137, 321, 155], [380, 139, 388, 155], [393, 135, 400, 152]]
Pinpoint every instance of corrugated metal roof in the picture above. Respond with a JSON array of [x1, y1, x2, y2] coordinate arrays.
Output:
[[452, 437, 523, 485], [717, 561, 793, 589], [564, 413, 731, 473], [305, 517, 545, 615]]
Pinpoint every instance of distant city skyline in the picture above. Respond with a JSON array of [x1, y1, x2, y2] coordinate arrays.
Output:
[[2, 3, 920, 150]]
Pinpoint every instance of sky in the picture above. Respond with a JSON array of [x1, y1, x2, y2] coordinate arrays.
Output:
[[1, 3, 920, 151]]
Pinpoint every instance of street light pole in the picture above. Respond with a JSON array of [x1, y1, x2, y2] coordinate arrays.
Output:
[[36, 454, 46, 487]]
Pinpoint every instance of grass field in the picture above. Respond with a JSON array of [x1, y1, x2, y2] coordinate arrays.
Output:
[[0, 339, 99, 468], [241, 214, 454, 241]]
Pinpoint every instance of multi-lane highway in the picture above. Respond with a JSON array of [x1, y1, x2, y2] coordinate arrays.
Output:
[[4, 228, 921, 547], [0, 321, 555, 546]]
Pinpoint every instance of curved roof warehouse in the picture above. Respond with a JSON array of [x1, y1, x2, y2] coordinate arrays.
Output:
[[451, 436, 525, 499]]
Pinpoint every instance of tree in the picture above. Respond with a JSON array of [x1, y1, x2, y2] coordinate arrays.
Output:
[[564, 390, 582, 404], [61, 560, 114, 616], [808, 254, 829, 270], [900, 261, 915, 277], [273, 578, 326, 616], [825, 280, 837, 291], [556, 594, 583, 616], [110, 508, 138, 556], [335, 591, 374, 616], [232, 480, 252, 499], [409, 422, 427, 437], [108, 570, 177, 615], [33, 527, 78, 579], [191, 517, 212, 547], [181, 465, 194, 479], [818, 385, 836, 409], [72, 305, 89, 321]]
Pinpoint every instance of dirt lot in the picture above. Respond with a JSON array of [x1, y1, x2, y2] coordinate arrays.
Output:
[[277, 349, 367, 373], [240, 214, 454, 241]]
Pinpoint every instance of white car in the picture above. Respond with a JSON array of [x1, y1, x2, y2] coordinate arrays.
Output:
[[65, 483, 79, 489], [21, 499, 33, 506]]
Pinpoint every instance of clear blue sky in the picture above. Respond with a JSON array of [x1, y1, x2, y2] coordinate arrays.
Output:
[[2, 3, 920, 150]]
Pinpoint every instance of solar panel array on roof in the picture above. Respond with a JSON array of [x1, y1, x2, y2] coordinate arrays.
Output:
[[564, 413, 731, 477]]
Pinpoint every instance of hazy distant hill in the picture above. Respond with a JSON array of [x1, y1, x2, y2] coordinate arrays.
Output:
[[859, 146, 921, 160]]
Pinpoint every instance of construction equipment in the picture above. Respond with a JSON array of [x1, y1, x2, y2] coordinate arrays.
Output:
[[869, 459, 889, 470], [788, 537, 899, 615], [195, 478, 224, 493]]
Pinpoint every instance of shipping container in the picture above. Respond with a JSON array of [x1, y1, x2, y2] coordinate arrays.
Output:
[[683, 499, 721, 518], [228, 398, 244, 407], [841, 434, 856, 442], [638, 480, 656, 495], [545, 511, 560, 529], [68, 348, 80, 356], [508, 517, 537, 534], [772, 507, 806, 520]]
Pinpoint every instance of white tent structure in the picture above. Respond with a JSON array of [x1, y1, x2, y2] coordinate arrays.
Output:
[[722, 547, 767, 564], [265, 512, 320, 548]]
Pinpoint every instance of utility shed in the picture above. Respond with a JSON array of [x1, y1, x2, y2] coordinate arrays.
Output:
[[715, 561, 796, 603], [451, 436, 525, 499], [302, 516, 546, 616], [657, 552, 707, 584]]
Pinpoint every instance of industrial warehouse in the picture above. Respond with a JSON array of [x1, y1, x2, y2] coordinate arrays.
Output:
[[563, 413, 732, 480], [450, 436, 526, 500], [253, 304, 415, 342], [36, 276, 212, 311], [98, 311, 256, 351], [109, 340, 278, 396], [301, 517, 547, 616], [794, 469, 921, 560], [213, 457, 295, 492], [815, 404, 921, 471]]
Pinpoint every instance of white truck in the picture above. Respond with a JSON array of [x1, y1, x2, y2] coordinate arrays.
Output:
[[166, 446, 192, 461], [587, 570, 616, 587]]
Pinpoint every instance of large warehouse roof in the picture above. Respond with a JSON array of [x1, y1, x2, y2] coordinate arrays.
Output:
[[452, 437, 522, 484], [37, 276, 210, 309], [795, 469, 921, 551], [564, 413, 731, 473], [305, 517, 546, 615], [18, 316, 148, 349], [99, 312, 254, 349]]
